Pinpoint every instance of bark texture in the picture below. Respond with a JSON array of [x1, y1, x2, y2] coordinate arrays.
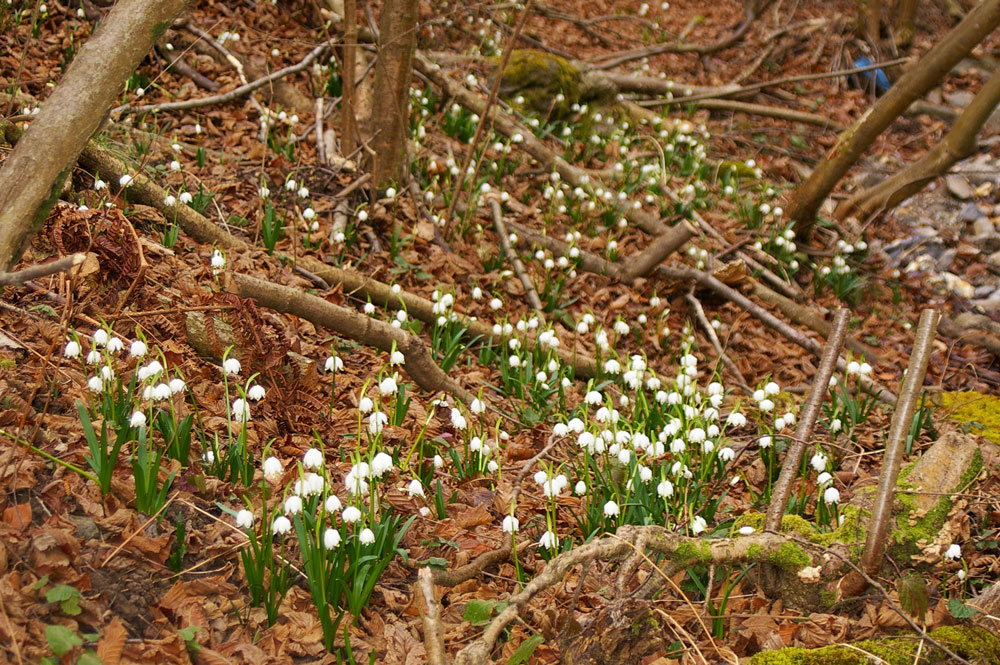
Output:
[[0, 0, 188, 270], [370, 0, 418, 188], [787, 0, 1000, 237]]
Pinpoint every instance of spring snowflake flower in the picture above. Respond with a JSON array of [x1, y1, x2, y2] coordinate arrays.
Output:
[[718, 447, 735, 461], [358, 396, 373, 413], [764, 381, 780, 395], [263, 456, 283, 478], [87, 376, 103, 392], [758, 436, 772, 448], [272, 516, 292, 535], [371, 451, 393, 477], [379, 376, 398, 395], [64, 340, 81, 358], [433, 454, 444, 469], [944, 543, 962, 560], [231, 398, 251, 422], [822, 487, 840, 504], [151, 383, 172, 400], [407, 479, 424, 497], [690, 515, 707, 535], [284, 496, 303, 515], [302, 448, 324, 469], [810, 453, 828, 472], [739, 526, 754, 535], [210, 249, 225, 272], [129, 411, 147, 428], [324, 528, 341, 549], [390, 350, 405, 365], [368, 411, 388, 434], [539, 531, 558, 549], [223, 357, 241, 375], [502, 515, 519, 533], [489, 297, 502, 310], [325, 495, 342, 512], [363, 302, 376, 315], [470, 397, 486, 414], [817, 472, 833, 486], [325, 356, 343, 372], [342, 506, 362, 523], [86, 349, 101, 365], [847, 361, 860, 375], [129, 340, 147, 357], [603, 359, 621, 374], [92, 329, 109, 347], [830, 418, 842, 432], [235, 509, 253, 529], [119, 174, 133, 187], [168, 378, 185, 394], [450, 409, 467, 430], [359, 528, 376, 545], [603, 500, 620, 517]]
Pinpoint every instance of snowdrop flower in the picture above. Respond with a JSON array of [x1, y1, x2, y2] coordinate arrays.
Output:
[[603, 500, 620, 517], [830, 418, 842, 433], [235, 509, 253, 529], [324, 354, 342, 370], [284, 495, 303, 515], [359, 528, 376, 545], [151, 382, 171, 400], [168, 377, 185, 394], [324, 528, 341, 549], [379, 376, 398, 395], [272, 516, 292, 535], [574, 480, 587, 495], [93, 329, 109, 347], [758, 436, 772, 449], [263, 456, 283, 478], [433, 454, 444, 469], [303, 448, 324, 469], [407, 479, 424, 497], [342, 506, 362, 523], [502, 515, 519, 533], [86, 350, 101, 365], [130, 411, 147, 428], [223, 357, 241, 375], [810, 453, 828, 472], [944, 543, 962, 560], [129, 340, 147, 358], [179, 192, 193, 204], [822, 487, 841, 504], [231, 398, 251, 422], [690, 515, 707, 535], [817, 471, 832, 486], [390, 350, 405, 365], [758, 399, 775, 412], [64, 340, 81, 358]]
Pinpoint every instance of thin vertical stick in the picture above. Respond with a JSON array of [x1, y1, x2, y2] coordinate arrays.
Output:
[[764, 309, 850, 532], [442, 0, 533, 238], [490, 199, 543, 312], [341, 0, 358, 156], [860, 308, 939, 575]]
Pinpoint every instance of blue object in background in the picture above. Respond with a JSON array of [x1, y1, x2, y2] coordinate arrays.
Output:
[[853, 57, 891, 96]]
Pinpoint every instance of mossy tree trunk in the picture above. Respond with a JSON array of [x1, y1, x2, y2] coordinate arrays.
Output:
[[836, 64, 1000, 222], [0, 0, 188, 270], [369, 0, 418, 190], [787, 0, 1000, 239]]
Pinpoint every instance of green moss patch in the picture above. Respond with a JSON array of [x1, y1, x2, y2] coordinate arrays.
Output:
[[938, 391, 1000, 443]]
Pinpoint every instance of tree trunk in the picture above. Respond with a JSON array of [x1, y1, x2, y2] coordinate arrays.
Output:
[[340, 0, 358, 156], [836, 65, 1000, 221], [895, 0, 920, 48], [0, 0, 188, 271], [787, 0, 1000, 239], [369, 0, 418, 190], [858, 0, 882, 42]]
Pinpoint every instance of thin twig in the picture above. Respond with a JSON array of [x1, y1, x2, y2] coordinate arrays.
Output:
[[0, 253, 86, 286], [685, 288, 752, 394], [490, 199, 543, 311]]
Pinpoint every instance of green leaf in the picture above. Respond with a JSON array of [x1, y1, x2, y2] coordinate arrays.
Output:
[[947, 597, 979, 619], [462, 599, 503, 625], [78, 651, 104, 665], [508, 634, 544, 665], [898, 572, 929, 618], [46, 584, 82, 616], [46, 624, 82, 657]]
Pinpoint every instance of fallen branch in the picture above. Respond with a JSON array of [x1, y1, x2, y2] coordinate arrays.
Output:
[[0, 253, 86, 286], [222, 272, 475, 404], [765, 309, 849, 532], [417, 568, 448, 665], [691, 98, 844, 131], [685, 288, 752, 395], [112, 40, 334, 118], [490, 200, 543, 311]]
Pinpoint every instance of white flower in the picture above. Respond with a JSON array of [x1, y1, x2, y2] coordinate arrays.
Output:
[[94, 178, 107, 191], [359, 528, 376, 545], [603, 359, 621, 374], [169, 378, 186, 394], [129, 340, 147, 357], [324, 528, 342, 549], [263, 456, 283, 478], [178, 191, 193, 204], [603, 500, 620, 517], [378, 376, 398, 395], [284, 495, 303, 515], [385, 187, 397, 199], [243, 384, 265, 402], [859, 362, 872, 376], [758, 399, 775, 412], [490, 297, 502, 310], [342, 506, 362, 523], [223, 357, 241, 375], [810, 453, 828, 472], [470, 398, 486, 414], [719, 447, 735, 461], [325, 356, 343, 372], [407, 479, 424, 497], [390, 350, 405, 365], [690, 515, 707, 535], [764, 381, 780, 396], [358, 396, 373, 413], [830, 418, 842, 432], [325, 494, 342, 512], [151, 382, 172, 400], [87, 376, 103, 392], [502, 515, 519, 533], [450, 409, 467, 430], [539, 530, 558, 549], [433, 454, 444, 469], [129, 411, 147, 428], [822, 487, 840, 504], [203, 449, 215, 465], [119, 174, 133, 187], [93, 329, 109, 347], [272, 515, 292, 535], [368, 411, 388, 434], [231, 398, 251, 422], [302, 448, 324, 469], [847, 361, 860, 375], [86, 350, 101, 365], [371, 451, 393, 477], [64, 340, 81, 358], [487, 460, 499, 472], [944, 543, 962, 560], [738, 526, 754, 536], [235, 509, 254, 529]]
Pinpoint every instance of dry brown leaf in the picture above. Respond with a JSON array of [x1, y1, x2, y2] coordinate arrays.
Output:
[[97, 616, 126, 665], [383, 622, 426, 665]]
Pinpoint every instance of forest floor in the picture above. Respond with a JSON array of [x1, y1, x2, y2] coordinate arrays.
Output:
[[2, 0, 1000, 664]]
